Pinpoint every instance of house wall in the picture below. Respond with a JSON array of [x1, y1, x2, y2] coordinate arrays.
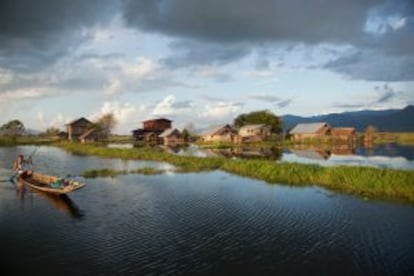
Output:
[[239, 126, 271, 138], [203, 133, 235, 142], [67, 122, 92, 140], [292, 133, 321, 141], [164, 135, 184, 146], [143, 120, 171, 132]]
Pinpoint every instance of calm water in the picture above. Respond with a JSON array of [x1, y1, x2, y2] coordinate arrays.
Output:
[[170, 143, 414, 170], [0, 146, 413, 275]]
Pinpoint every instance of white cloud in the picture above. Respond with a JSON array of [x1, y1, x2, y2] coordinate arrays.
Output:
[[37, 112, 68, 130], [152, 95, 176, 116], [0, 87, 56, 102], [0, 70, 13, 85], [200, 101, 242, 122], [152, 94, 193, 117], [389, 17, 406, 31], [103, 57, 159, 95], [91, 101, 148, 134]]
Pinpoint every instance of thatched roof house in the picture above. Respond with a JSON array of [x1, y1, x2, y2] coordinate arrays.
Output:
[[331, 127, 357, 145], [289, 122, 331, 141], [238, 124, 271, 141], [200, 124, 239, 143], [65, 117, 94, 141], [132, 118, 173, 142], [159, 128, 183, 146]]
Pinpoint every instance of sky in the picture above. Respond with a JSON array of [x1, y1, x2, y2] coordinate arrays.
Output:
[[0, 0, 413, 134]]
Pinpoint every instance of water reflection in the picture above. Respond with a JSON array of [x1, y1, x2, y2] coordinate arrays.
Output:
[[0, 146, 413, 275], [14, 178, 83, 218], [36, 193, 83, 218], [168, 143, 414, 170], [283, 144, 414, 170]]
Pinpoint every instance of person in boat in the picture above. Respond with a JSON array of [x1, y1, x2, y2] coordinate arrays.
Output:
[[13, 154, 33, 178]]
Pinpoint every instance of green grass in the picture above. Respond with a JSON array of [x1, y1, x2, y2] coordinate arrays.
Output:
[[0, 136, 58, 146], [221, 160, 414, 202], [56, 142, 414, 203], [82, 168, 127, 178], [82, 167, 165, 178], [373, 132, 414, 145]]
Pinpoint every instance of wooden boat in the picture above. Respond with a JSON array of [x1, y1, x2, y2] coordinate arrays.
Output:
[[18, 173, 85, 195]]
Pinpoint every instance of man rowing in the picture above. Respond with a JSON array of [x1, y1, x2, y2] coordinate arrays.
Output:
[[13, 154, 33, 178]]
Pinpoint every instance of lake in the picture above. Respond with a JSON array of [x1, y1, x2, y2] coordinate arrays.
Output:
[[165, 143, 414, 170], [1, 146, 413, 275]]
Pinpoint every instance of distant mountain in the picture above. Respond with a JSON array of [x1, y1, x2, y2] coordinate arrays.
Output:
[[281, 105, 414, 132]]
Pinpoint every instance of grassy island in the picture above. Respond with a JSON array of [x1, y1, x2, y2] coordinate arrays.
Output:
[[56, 142, 414, 203]]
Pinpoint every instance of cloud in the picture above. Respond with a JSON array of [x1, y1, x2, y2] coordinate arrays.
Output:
[[324, 49, 414, 81], [91, 101, 147, 134], [161, 40, 251, 68], [103, 57, 190, 95], [121, 0, 374, 44], [248, 95, 280, 102], [248, 94, 292, 108], [152, 95, 193, 117], [121, 0, 414, 81], [333, 84, 401, 109], [276, 99, 292, 108], [199, 101, 243, 123], [37, 112, 69, 130], [0, 0, 117, 72]]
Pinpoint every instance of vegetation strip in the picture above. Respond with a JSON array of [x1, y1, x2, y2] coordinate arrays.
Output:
[[82, 167, 165, 178], [57, 142, 414, 203]]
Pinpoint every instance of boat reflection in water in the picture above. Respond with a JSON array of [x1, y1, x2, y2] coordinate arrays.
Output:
[[15, 178, 83, 218]]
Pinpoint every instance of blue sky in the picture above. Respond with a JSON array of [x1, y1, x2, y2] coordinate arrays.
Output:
[[0, 0, 413, 133]]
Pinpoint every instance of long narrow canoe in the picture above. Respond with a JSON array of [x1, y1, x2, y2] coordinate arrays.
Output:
[[18, 173, 85, 195]]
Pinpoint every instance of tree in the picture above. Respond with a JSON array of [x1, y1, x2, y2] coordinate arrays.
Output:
[[364, 125, 377, 144], [182, 129, 190, 142], [43, 127, 60, 137], [234, 110, 282, 133], [94, 113, 117, 140], [0, 120, 25, 138]]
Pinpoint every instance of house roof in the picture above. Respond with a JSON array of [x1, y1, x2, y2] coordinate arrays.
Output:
[[331, 127, 356, 135], [159, 128, 180, 138], [142, 118, 172, 123], [65, 117, 92, 126], [202, 124, 235, 136], [289, 122, 328, 134]]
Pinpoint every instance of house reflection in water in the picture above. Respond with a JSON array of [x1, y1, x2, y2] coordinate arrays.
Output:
[[204, 147, 282, 160], [289, 148, 331, 160], [289, 145, 356, 161]]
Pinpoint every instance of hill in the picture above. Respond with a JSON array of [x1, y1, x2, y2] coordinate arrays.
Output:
[[282, 105, 414, 132]]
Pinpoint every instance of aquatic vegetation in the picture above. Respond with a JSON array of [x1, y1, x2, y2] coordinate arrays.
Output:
[[0, 136, 57, 146], [82, 167, 167, 178], [82, 169, 127, 178], [60, 142, 414, 202]]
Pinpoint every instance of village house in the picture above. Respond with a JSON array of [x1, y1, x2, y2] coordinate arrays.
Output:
[[159, 128, 183, 146], [289, 122, 331, 142], [65, 117, 95, 142], [132, 118, 173, 144], [238, 124, 271, 142], [331, 127, 357, 145], [200, 124, 240, 143], [143, 118, 172, 133]]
